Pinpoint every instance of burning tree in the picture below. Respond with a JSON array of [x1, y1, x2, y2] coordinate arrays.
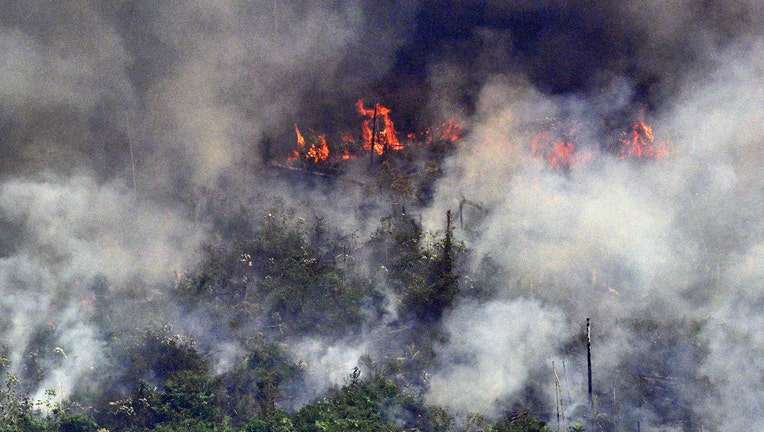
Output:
[[356, 99, 404, 156]]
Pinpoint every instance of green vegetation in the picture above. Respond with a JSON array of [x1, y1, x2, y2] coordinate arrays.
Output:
[[0, 191, 557, 431], [0, 353, 552, 432]]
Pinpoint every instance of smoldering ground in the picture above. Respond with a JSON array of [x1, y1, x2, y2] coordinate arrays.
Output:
[[0, 0, 762, 430]]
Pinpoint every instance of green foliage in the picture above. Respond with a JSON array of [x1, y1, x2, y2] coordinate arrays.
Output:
[[243, 211, 364, 336], [372, 209, 465, 323], [112, 379, 162, 430], [292, 377, 399, 432], [101, 329, 221, 431], [127, 328, 208, 384], [219, 336, 304, 424], [0, 360, 102, 432], [241, 410, 294, 432], [109, 368, 224, 431], [57, 413, 100, 432], [487, 412, 554, 432], [156, 370, 221, 426], [0, 193, 564, 432], [178, 206, 365, 337], [0, 375, 47, 432]]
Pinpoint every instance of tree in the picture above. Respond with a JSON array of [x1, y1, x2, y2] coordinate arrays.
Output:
[[219, 337, 304, 424], [401, 210, 464, 323], [0, 367, 47, 432], [488, 412, 554, 432], [292, 376, 399, 432]]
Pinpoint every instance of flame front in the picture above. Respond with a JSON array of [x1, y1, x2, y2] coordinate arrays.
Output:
[[306, 134, 329, 163], [287, 103, 667, 172], [438, 118, 462, 142], [289, 123, 306, 160]]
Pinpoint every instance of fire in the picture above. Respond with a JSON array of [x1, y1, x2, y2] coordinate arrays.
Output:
[[286, 100, 463, 166], [291, 124, 330, 163], [356, 100, 404, 155], [528, 111, 667, 170], [286, 101, 667, 173], [617, 111, 669, 159], [289, 123, 306, 160], [295, 123, 305, 148], [531, 130, 590, 170], [408, 117, 464, 144], [438, 118, 462, 142], [306, 134, 330, 163]]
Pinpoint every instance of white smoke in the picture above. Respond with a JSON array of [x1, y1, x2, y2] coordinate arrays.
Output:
[[422, 33, 764, 429], [427, 299, 568, 417], [291, 338, 369, 407], [0, 176, 204, 400]]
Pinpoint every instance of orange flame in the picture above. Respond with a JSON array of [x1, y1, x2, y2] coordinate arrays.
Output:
[[286, 102, 463, 165], [403, 117, 463, 145], [295, 123, 305, 147], [306, 134, 329, 163], [438, 117, 462, 142], [618, 111, 669, 159], [356, 100, 403, 155], [291, 124, 329, 163], [289, 123, 306, 161], [531, 130, 590, 170]]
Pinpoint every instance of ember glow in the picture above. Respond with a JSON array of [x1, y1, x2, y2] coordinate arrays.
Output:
[[4, 2, 761, 430], [438, 118, 463, 142], [407, 117, 464, 144], [288, 99, 672, 172], [525, 112, 664, 170]]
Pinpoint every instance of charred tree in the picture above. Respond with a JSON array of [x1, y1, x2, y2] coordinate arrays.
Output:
[[370, 102, 378, 167]]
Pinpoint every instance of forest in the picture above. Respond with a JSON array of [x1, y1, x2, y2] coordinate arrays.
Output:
[[2, 2, 762, 431], [1, 140, 569, 431]]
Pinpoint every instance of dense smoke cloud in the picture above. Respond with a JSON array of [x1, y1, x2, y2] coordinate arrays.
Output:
[[0, 0, 762, 430], [422, 14, 764, 432]]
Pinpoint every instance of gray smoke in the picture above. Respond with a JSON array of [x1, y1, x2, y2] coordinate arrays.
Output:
[[0, 0, 415, 403]]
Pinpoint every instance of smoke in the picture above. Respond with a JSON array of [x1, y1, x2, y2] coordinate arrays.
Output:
[[291, 338, 370, 408], [427, 300, 568, 418], [0, 176, 203, 399], [0, 0, 762, 429], [420, 7, 764, 430]]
